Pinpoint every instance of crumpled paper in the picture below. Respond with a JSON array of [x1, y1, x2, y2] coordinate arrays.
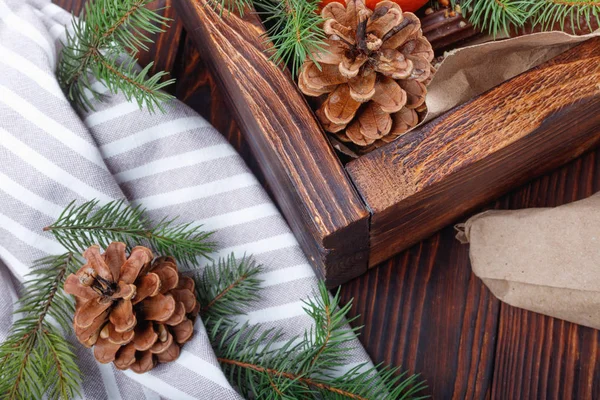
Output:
[[456, 192, 600, 329], [425, 30, 600, 122]]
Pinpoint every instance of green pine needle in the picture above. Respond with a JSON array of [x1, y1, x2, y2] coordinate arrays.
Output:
[[460, 0, 600, 37], [57, 0, 175, 113], [0, 253, 83, 400], [3, 199, 426, 399], [209, 0, 326, 76], [532, 0, 600, 32], [258, 0, 327, 76], [197, 254, 263, 319], [207, 0, 255, 16], [43, 199, 215, 267], [199, 259, 427, 399]]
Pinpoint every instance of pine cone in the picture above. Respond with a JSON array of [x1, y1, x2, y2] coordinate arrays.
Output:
[[64, 243, 199, 373], [299, 0, 434, 147]]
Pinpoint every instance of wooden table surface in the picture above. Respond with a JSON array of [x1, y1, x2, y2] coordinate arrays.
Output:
[[54, 1, 600, 398]]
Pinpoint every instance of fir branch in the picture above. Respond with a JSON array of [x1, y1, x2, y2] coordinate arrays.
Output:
[[198, 258, 427, 399], [531, 0, 600, 32], [460, 0, 532, 36], [258, 0, 327, 76], [57, 0, 175, 112], [0, 253, 83, 400], [209, 0, 326, 76], [197, 255, 263, 318], [43, 199, 215, 267], [459, 0, 600, 36]]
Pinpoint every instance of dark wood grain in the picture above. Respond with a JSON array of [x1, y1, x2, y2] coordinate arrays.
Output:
[[171, 33, 272, 194], [136, 0, 183, 92], [489, 152, 600, 400], [52, 0, 85, 14], [347, 38, 600, 267], [340, 148, 600, 399], [173, 1, 371, 286], [340, 224, 500, 399], [493, 307, 600, 400]]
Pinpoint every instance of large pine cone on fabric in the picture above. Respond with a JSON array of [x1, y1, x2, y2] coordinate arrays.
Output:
[[64, 243, 199, 373], [299, 0, 434, 147]]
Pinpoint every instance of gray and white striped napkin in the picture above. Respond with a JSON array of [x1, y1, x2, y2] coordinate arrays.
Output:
[[0, 0, 372, 398]]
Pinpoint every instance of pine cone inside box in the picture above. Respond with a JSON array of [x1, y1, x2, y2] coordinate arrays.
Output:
[[299, 0, 434, 148], [64, 243, 199, 373]]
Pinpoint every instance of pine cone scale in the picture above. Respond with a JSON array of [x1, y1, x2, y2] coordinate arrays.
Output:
[[101, 322, 134, 345], [104, 241, 126, 281], [114, 342, 136, 370], [133, 273, 161, 304], [94, 337, 120, 364], [109, 299, 136, 332], [75, 298, 112, 329], [142, 293, 176, 321], [119, 246, 153, 284], [83, 246, 113, 282], [133, 323, 158, 351]]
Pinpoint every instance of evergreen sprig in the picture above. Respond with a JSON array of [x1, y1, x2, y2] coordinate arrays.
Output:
[[58, 0, 175, 112], [3, 198, 426, 399], [208, 0, 326, 76], [0, 253, 83, 400], [458, 0, 600, 37], [43, 199, 215, 267], [198, 255, 263, 318], [258, 0, 327, 76], [199, 260, 427, 399]]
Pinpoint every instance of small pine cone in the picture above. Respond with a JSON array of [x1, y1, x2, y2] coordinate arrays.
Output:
[[299, 0, 434, 147], [64, 243, 199, 373]]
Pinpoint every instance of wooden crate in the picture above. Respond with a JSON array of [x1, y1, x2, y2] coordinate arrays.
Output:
[[174, 1, 600, 287]]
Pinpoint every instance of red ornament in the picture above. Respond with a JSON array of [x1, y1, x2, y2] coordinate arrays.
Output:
[[319, 0, 428, 13]]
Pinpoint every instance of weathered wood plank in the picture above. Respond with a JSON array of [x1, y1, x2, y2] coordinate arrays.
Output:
[[494, 306, 600, 400], [339, 224, 500, 399], [173, 1, 371, 286], [346, 38, 600, 267]]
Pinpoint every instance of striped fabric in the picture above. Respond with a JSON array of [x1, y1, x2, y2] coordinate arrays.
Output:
[[0, 0, 373, 399]]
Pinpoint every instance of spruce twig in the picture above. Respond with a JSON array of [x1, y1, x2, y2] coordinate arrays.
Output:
[[198, 255, 263, 317], [198, 259, 427, 399], [258, 0, 327, 76], [4, 199, 426, 399], [458, 0, 600, 36], [43, 199, 215, 267], [0, 253, 83, 400], [57, 0, 175, 112], [208, 0, 326, 76]]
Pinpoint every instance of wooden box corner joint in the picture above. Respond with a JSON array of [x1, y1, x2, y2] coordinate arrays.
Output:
[[175, 0, 600, 286]]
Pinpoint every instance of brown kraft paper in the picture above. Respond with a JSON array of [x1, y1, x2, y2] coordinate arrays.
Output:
[[425, 30, 600, 122], [456, 192, 600, 330]]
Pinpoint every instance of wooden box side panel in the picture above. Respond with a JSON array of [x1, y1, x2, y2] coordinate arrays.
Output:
[[175, 1, 371, 286], [347, 38, 600, 267]]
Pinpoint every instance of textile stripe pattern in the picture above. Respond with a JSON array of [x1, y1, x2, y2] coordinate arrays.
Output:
[[0, 0, 372, 398]]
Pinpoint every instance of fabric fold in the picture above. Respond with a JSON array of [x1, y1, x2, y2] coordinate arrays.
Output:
[[0, 0, 372, 398]]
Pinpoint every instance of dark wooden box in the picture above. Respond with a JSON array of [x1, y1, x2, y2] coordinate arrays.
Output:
[[175, 1, 600, 287]]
